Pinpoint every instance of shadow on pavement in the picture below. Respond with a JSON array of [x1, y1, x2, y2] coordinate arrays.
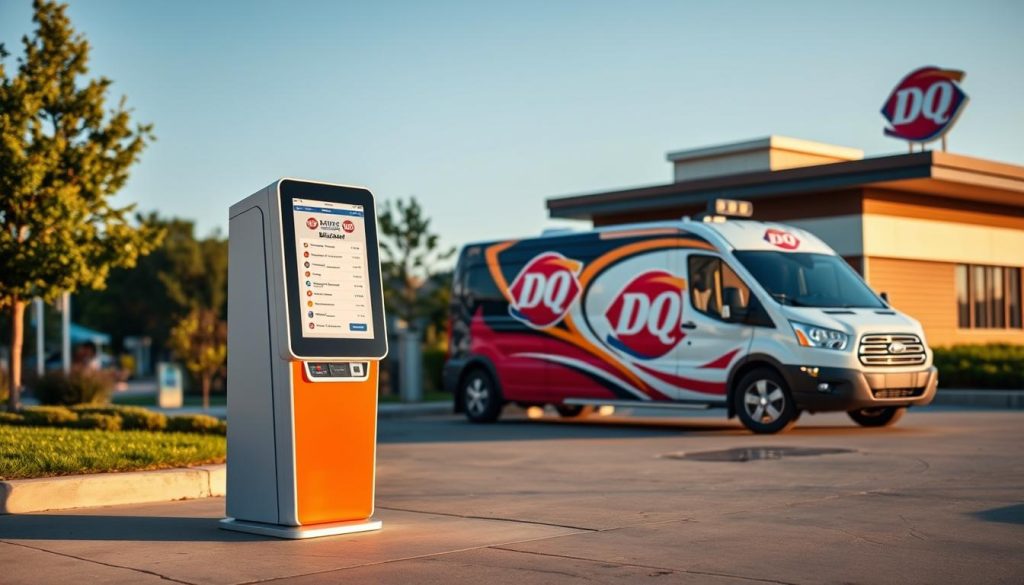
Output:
[[0, 514, 261, 542], [378, 415, 922, 444], [972, 503, 1024, 525]]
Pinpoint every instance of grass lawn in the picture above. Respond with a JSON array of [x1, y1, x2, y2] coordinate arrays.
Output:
[[0, 425, 226, 480]]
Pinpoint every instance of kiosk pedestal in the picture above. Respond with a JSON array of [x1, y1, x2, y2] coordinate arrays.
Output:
[[221, 179, 388, 539]]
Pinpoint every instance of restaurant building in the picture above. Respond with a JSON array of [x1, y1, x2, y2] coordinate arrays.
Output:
[[546, 135, 1024, 346]]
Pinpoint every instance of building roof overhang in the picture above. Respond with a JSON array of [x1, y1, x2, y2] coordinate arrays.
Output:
[[546, 151, 1024, 220]]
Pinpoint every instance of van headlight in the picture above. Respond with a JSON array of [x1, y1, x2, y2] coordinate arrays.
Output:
[[790, 322, 849, 351]]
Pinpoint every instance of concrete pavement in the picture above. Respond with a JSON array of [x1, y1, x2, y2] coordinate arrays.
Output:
[[1, 407, 1022, 584]]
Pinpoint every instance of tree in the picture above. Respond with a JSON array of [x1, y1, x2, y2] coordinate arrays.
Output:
[[161, 228, 227, 410], [377, 197, 456, 330], [167, 307, 226, 411], [75, 215, 191, 358], [0, 1, 160, 411]]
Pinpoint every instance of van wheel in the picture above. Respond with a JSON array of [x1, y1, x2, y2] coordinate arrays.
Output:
[[848, 407, 905, 427], [555, 404, 594, 418], [734, 368, 798, 434], [462, 369, 503, 423]]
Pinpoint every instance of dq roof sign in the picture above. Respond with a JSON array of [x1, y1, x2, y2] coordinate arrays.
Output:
[[881, 67, 968, 144]]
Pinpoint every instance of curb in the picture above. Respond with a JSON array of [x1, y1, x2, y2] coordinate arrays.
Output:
[[0, 464, 225, 514], [378, 401, 452, 418], [931, 390, 1024, 409]]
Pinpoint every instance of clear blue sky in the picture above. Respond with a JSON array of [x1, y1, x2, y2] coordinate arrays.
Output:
[[2, 0, 1022, 252]]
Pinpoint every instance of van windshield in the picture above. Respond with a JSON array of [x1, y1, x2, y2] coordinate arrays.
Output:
[[733, 251, 885, 309]]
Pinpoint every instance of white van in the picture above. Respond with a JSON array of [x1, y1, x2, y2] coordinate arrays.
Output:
[[443, 200, 938, 433]]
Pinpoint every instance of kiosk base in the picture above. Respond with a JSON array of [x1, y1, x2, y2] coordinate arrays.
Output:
[[219, 517, 382, 539]]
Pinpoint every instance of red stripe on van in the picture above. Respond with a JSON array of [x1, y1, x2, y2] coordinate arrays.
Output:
[[699, 349, 741, 370], [634, 364, 727, 395]]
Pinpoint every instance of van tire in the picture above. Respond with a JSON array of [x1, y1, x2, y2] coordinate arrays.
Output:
[[555, 404, 594, 418], [462, 368, 503, 423], [733, 368, 798, 434], [848, 407, 905, 427]]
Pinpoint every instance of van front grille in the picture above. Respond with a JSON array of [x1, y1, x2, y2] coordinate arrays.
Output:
[[858, 334, 926, 366], [872, 388, 924, 399]]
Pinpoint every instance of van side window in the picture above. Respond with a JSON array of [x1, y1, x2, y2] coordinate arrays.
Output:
[[465, 264, 504, 305], [687, 255, 751, 323]]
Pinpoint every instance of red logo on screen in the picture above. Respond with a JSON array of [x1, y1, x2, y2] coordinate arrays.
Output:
[[764, 228, 800, 250], [305, 217, 319, 230], [604, 271, 687, 360], [881, 67, 968, 143], [507, 252, 582, 329], [342, 220, 355, 233]]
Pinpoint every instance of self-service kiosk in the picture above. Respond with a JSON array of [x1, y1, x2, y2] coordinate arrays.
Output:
[[221, 178, 388, 539]]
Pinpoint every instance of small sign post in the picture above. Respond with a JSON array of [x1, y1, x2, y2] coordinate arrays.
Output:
[[157, 362, 184, 408]]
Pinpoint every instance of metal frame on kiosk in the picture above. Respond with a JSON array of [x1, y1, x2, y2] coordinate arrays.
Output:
[[221, 178, 388, 539]]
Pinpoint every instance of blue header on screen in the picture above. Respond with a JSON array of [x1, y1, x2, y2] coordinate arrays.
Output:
[[293, 205, 364, 217]]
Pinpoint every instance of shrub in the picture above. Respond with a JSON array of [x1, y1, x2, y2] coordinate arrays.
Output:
[[32, 369, 115, 406], [167, 414, 226, 435], [0, 367, 8, 405], [71, 405, 168, 431], [933, 344, 1024, 389], [117, 406, 169, 431], [0, 412, 25, 425], [20, 406, 79, 427], [76, 413, 122, 431]]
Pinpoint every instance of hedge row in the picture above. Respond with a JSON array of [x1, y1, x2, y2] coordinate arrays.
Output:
[[0, 405, 226, 435], [933, 344, 1024, 389]]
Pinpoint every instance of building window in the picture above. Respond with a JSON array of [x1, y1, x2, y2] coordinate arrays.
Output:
[[955, 264, 1023, 329]]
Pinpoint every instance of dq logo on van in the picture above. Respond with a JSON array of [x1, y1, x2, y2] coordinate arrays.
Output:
[[507, 252, 583, 329], [604, 270, 687, 360], [881, 67, 968, 143], [764, 228, 800, 250]]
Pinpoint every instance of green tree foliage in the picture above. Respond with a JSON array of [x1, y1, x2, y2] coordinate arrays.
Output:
[[159, 224, 227, 314], [167, 307, 226, 411], [75, 215, 190, 355], [378, 197, 455, 332], [0, 1, 161, 410]]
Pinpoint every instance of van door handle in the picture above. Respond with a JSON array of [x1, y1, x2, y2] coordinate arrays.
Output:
[[680, 321, 697, 330]]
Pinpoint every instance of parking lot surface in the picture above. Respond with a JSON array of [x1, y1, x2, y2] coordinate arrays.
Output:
[[1, 407, 1022, 584]]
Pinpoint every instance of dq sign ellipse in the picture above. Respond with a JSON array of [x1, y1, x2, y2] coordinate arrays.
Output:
[[881, 66, 968, 144], [507, 252, 583, 329], [603, 270, 688, 360]]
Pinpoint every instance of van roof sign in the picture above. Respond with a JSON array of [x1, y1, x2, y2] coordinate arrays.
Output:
[[708, 198, 753, 218]]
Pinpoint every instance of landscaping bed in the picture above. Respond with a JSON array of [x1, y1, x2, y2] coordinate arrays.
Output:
[[0, 425, 225, 480], [934, 344, 1024, 389], [0, 405, 227, 480]]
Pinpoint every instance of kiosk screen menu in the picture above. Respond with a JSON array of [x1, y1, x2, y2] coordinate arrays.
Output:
[[291, 198, 374, 339]]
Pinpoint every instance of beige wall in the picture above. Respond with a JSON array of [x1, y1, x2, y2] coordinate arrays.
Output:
[[862, 215, 1024, 267], [867, 257, 1024, 347]]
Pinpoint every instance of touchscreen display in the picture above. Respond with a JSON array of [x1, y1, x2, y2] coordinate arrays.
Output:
[[291, 198, 373, 339]]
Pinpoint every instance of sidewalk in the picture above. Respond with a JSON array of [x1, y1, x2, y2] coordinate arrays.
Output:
[[932, 388, 1024, 409]]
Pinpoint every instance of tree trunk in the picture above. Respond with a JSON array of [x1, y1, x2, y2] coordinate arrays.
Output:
[[7, 299, 27, 412], [202, 373, 211, 411]]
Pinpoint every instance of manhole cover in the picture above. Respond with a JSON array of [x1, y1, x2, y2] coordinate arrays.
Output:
[[661, 446, 855, 462]]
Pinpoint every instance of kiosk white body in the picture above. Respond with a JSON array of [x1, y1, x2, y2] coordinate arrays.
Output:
[[222, 178, 388, 539]]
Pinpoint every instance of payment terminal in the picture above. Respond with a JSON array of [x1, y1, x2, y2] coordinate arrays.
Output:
[[221, 178, 388, 539]]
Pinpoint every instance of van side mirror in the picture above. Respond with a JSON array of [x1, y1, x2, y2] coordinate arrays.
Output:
[[880, 291, 889, 303]]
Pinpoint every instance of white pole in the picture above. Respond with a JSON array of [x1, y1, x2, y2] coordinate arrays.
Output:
[[34, 297, 44, 377], [61, 292, 71, 374]]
